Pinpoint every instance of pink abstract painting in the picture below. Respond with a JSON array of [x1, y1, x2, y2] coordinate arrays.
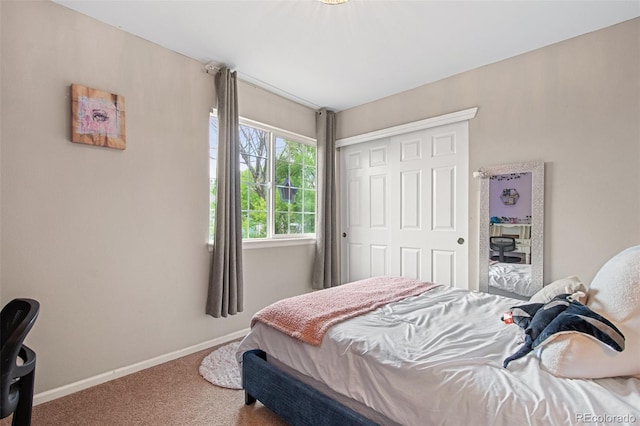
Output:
[[71, 84, 126, 150]]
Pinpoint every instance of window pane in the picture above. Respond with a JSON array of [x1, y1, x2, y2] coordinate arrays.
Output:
[[275, 163, 288, 190], [288, 163, 302, 188], [248, 211, 267, 239], [241, 180, 251, 210], [275, 211, 288, 235], [274, 139, 316, 236], [303, 166, 315, 189], [238, 124, 269, 240], [304, 145, 316, 166], [240, 125, 268, 158], [303, 190, 316, 212], [241, 212, 249, 239], [290, 196, 302, 213], [209, 116, 217, 178], [210, 117, 316, 241], [249, 184, 268, 210], [275, 137, 289, 162], [304, 213, 316, 234], [241, 155, 267, 185], [210, 201, 216, 240], [241, 178, 267, 240], [209, 115, 218, 241], [289, 213, 302, 234], [275, 211, 304, 235], [289, 142, 304, 164], [276, 184, 298, 206]]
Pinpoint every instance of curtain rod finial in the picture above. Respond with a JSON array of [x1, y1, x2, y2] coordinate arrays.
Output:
[[205, 62, 221, 75]]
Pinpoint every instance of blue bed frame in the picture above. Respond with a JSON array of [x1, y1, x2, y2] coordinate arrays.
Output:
[[242, 349, 377, 426]]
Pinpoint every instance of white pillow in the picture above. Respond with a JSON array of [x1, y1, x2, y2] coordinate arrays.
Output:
[[538, 246, 640, 378], [529, 276, 587, 304], [537, 333, 624, 379]]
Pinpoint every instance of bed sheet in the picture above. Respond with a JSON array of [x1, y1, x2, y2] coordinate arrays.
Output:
[[489, 262, 535, 297], [238, 286, 640, 426]]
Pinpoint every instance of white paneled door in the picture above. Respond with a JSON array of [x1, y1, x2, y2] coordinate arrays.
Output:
[[339, 121, 469, 289]]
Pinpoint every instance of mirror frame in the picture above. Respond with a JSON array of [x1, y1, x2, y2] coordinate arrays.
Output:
[[478, 161, 545, 295]]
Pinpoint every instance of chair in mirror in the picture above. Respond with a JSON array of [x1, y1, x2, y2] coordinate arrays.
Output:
[[478, 161, 544, 300]]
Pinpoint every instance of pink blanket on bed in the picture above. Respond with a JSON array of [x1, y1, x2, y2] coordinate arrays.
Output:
[[251, 276, 439, 346]]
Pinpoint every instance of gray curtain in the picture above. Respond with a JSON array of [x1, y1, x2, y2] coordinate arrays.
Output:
[[206, 67, 243, 317], [312, 109, 339, 289]]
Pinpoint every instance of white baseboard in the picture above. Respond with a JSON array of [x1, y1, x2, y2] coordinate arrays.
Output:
[[34, 328, 250, 406]]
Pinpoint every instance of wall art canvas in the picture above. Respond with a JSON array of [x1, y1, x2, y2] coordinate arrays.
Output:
[[71, 84, 126, 150]]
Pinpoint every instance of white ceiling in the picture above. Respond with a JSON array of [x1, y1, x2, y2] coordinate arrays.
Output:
[[53, 0, 639, 112]]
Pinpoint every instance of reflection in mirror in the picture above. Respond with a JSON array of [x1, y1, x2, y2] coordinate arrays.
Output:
[[478, 162, 544, 300]]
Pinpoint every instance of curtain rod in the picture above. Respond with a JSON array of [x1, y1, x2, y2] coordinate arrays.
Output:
[[204, 62, 321, 109]]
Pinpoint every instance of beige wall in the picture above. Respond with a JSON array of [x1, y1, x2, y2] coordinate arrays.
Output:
[[0, 1, 315, 393], [338, 18, 640, 290]]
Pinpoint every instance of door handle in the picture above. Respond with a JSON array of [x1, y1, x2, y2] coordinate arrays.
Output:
[[457, 238, 465, 245], [342, 232, 347, 238]]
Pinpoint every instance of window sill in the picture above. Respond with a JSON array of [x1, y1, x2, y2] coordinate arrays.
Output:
[[207, 238, 316, 252]]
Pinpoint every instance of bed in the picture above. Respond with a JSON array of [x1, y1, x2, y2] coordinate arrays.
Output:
[[488, 261, 534, 298], [237, 247, 640, 425]]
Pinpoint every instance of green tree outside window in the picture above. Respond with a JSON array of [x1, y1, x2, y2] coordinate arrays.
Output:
[[209, 115, 316, 241]]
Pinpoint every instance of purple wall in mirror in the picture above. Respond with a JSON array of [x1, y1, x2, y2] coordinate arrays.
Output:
[[489, 172, 532, 221]]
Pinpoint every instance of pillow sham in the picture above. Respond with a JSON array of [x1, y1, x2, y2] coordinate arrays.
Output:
[[538, 246, 640, 378], [529, 276, 587, 304]]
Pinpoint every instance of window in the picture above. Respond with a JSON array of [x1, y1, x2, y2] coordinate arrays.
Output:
[[209, 114, 316, 242]]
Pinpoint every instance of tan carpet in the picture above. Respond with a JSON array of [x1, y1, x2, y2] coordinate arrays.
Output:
[[1, 343, 287, 426]]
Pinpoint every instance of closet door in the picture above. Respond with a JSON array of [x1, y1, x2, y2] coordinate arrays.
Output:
[[339, 121, 469, 288]]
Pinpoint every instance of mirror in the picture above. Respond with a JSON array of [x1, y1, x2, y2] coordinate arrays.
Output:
[[478, 161, 544, 299]]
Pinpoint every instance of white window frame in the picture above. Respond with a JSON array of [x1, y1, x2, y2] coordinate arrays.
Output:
[[209, 111, 317, 250]]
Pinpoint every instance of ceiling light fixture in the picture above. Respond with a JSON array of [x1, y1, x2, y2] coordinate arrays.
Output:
[[319, 0, 349, 4]]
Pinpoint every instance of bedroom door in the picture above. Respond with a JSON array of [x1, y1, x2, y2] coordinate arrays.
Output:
[[339, 120, 469, 289]]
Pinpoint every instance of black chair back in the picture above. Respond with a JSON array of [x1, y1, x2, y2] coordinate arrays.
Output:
[[1, 298, 40, 425], [490, 236, 518, 263]]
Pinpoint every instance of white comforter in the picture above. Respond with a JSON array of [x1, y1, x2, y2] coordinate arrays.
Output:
[[238, 286, 640, 426], [489, 262, 534, 297]]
